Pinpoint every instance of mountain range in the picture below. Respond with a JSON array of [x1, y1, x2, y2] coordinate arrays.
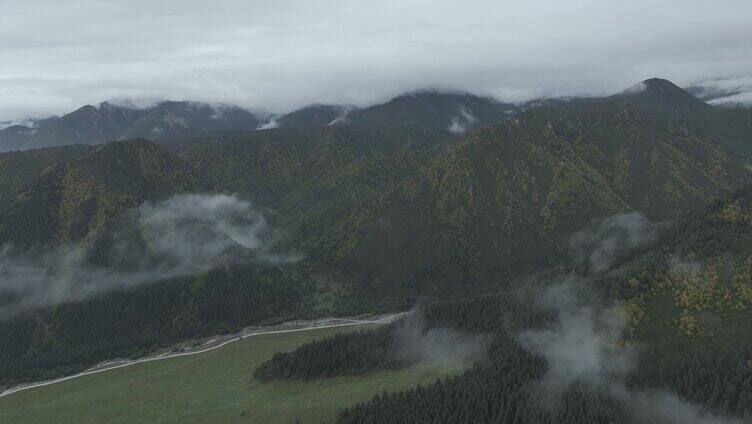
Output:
[[0, 91, 519, 152], [15, 79, 749, 153], [1, 77, 752, 390], [0, 101, 262, 152]]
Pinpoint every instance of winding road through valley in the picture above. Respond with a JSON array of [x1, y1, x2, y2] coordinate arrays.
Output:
[[0, 312, 405, 400]]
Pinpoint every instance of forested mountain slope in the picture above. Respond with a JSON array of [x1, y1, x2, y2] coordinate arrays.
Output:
[[340, 91, 517, 134], [599, 184, 752, 348], [254, 287, 752, 423], [337, 80, 751, 297], [0, 139, 207, 247], [0, 127, 453, 385], [253, 184, 752, 423], [0, 145, 93, 205], [173, 126, 453, 264]]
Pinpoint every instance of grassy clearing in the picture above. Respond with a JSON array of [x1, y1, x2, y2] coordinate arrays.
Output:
[[0, 324, 468, 424]]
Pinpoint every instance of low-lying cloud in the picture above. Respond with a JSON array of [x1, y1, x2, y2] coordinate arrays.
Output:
[[570, 212, 658, 273], [446, 105, 478, 135], [518, 279, 743, 424], [0, 194, 299, 320], [393, 312, 489, 364], [691, 76, 752, 106], [518, 279, 633, 398], [256, 118, 279, 130]]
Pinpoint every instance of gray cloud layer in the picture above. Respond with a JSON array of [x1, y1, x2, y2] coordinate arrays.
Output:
[[1, 1, 752, 120], [0, 194, 298, 320], [518, 279, 633, 397]]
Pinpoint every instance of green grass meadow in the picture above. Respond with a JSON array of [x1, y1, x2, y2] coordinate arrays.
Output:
[[0, 324, 468, 424]]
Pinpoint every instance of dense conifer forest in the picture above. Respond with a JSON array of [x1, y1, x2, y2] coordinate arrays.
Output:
[[258, 293, 752, 423]]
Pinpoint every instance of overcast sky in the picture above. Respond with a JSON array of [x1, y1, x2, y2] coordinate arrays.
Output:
[[1, 0, 751, 120]]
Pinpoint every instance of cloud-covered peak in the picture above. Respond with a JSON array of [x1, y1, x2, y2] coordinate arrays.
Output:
[[101, 98, 165, 110]]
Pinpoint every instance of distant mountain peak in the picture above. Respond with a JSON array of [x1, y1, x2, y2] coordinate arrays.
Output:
[[615, 77, 709, 110], [642, 77, 691, 95], [0, 100, 261, 152]]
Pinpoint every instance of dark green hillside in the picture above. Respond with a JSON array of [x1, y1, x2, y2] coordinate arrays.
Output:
[[0, 263, 313, 385], [0, 144, 93, 205], [339, 82, 751, 296], [343, 121, 629, 294], [0, 127, 449, 384], [177, 126, 452, 264], [0, 127, 451, 385], [332, 298, 752, 423], [522, 103, 748, 219], [178, 126, 450, 201], [164, 80, 751, 300], [254, 292, 752, 423], [614, 79, 752, 155], [599, 184, 752, 347], [256, 181, 752, 421], [343, 91, 516, 133], [690, 107, 752, 155], [1, 78, 751, 392], [0, 139, 207, 247], [612, 78, 712, 111]]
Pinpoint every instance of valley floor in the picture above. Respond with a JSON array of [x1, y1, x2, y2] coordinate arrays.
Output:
[[0, 321, 469, 424], [0, 313, 405, 399]]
